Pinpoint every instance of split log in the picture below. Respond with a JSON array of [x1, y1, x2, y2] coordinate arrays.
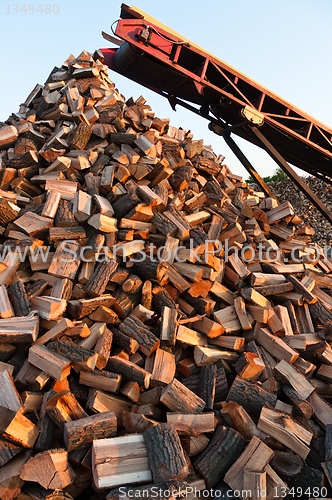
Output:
[[47, 340, 98, 371], [84, 261, 118, 297], [0, 311, 39, 343], [68, 295, 116, 319], [143, 423, 189, 482], [220, 401, 266, 442], [274, 359, 314, 400], [119, 315, 160, 356], [160, 378, 206, 414], [92, 434, 152, 489], [194, 425, 246, 488], [28, 344, 71, 381], [226, 376, 277, 416], [197, 364, 216, 410], [224, 437, 274, 492], [45, 390, 88, 429], [106, 356, 151, 389], [79, 370, 121, 393], [281, 385, 314, 420], [64, 410, 117, 451], [167, 412, 215, 435], [20, 448, 75, 490], [257, 407, 312, 459], [7, 280, 30, 317], [0, 407, 39, 448]]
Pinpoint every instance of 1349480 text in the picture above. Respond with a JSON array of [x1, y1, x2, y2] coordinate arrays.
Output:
[[276, 486, 328, 498], [6, 4, 59, 14]]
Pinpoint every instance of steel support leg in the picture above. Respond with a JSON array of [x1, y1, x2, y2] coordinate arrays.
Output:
[[223, 133, 278, 200], [252, 127, 332, 226]]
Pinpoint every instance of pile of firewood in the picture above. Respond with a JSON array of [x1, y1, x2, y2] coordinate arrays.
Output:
[[269, 177, 332, 246], [0, 50, 332, 500]]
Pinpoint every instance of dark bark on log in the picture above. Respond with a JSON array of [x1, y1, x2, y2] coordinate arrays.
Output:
[[18, 164, 40, 179], [153, 288, 177, 314], [143, 423, 189, 482], [226, 376, 277, 416], [134, 259, 167, 284], [169, 165, 194, 191], [284, 299, 300, 334], [25, 279, 48, 300], [256, 282, 293, 296], [35, 390, 56, 452], [214, 362, 229, 403], [106, 356, 151, 389], [309, 301, 332, 325], [325, 424, 332, 461], [110, 327, 139, 354], [153, 185, 168, 207], [182, 374, 199, 395], [281, 384, 314, 420], [64, 410, 117, 451], [109, 133, 138, 145], [15, 360, 49, 391], [0, 436, 22, 467], [182, 294, 216, 316], [190, 227, 207, 246], [49, 226, 86, 242], [270, 451, 303, 482], [119, 315, 160, 356], [198, 364, 216, 410], [152, 212, 178, 236], [8, 279, 30, 316], [68, 295, 116, 319], [194, 425, 246, 488], [318, 321, 332, 341], [0, 343, 16, 362], [112, 289, 141, 319], [91, 154, 111, 175], [47, 340, 96, 370], [5, 150, 39, 169], [220, 401, 265, 442], [160, 378, 205, 414], [138, 387, 163, 406], [290, 464, 323, 492], [55, 199, 77, 227], [84, 261, 118, 297], [71, 123, 92, 150], [84, 172, 100, 197], [112, 193, 140, 220]]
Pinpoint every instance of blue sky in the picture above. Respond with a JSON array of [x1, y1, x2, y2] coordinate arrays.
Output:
[[0, 0, 331, 179]]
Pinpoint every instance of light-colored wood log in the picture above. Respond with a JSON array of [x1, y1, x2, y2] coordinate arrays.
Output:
[[274, 359, 314, 399], [257, 407, 312, 459], [166, 412, 215, 435], [28, 344, 71, 381], [92, 434, 152, 489]]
